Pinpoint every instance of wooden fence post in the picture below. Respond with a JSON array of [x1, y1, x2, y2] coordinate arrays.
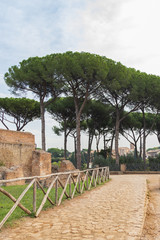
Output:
[[107, 167, 110, 179], [0, 166, 110, 229], [0, 179, 35, 229], [69, 175, 72, 198], [86, 171, 88, 190], [78, 173, 81, 193], [89, 170, 94, 190], [33, 180, 37, 213], [55, 177, 58, 205]]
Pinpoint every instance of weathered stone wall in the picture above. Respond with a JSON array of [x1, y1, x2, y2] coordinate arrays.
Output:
[[0, 128, 35, 145], [4, 166, 25, 186], [0, 129, 35, 176], [32, 150, 51, 176]]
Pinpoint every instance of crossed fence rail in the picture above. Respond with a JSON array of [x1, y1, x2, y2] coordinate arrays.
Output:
[[0, 166, 109, 229]]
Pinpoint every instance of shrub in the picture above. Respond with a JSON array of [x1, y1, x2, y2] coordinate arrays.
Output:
[[52, 161, 61, 168], [93, 155, 119, 170], [120, 154, 147, 171], [0, 161, 4, 166], [148, 154, 160, 171], [93, 155, 107, 167]]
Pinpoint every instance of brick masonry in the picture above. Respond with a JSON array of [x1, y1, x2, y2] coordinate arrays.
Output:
[[4, 166, 25, 186], [0, 129, 51, 178], [32, 150, 51, 176]]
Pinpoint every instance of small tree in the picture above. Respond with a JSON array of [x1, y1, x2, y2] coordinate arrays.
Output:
[[47, 97, 76, 159], [0, 97, 40, 131], [99, 59, 141, 165], [4, 54, 64, 150], [84, 100, 114, 167], [58, 52, 109, 169], [120, 112, 143, 158]]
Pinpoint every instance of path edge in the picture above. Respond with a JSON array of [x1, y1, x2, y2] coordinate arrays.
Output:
[[140, 179, 149, 239]]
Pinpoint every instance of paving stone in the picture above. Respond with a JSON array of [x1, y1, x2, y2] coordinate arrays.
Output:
[[0, 175, 148, 240]]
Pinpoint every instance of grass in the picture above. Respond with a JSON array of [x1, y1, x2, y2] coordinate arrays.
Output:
[[0, 177, 109, 228]]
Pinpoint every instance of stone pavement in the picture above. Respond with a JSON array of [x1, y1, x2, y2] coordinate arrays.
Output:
[[141, 175, 160, 240], [0, 175, 147, 240]]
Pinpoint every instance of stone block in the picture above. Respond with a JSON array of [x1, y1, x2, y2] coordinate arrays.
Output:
[[120, 164, 126, 172], [0, 128, 35, 145], [4, 165, 25, 186], [32, 150, 51, 176], [0, 166, 8, 185], [0, 129, 35, 177], [59, 160, 76, 172]]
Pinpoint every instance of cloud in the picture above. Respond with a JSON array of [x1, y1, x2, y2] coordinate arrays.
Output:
[[0, 0, 88, 73]]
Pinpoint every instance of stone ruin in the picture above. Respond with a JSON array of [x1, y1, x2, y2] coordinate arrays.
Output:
[[44, 160, 79, 187], [0, 129, 51, 185], [0, 129, 78, 186]]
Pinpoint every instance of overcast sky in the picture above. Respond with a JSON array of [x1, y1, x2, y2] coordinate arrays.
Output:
[[0, 0, 160, 151]]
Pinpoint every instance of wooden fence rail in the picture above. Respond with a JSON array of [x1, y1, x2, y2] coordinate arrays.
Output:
[[0, 166, 109, 229]]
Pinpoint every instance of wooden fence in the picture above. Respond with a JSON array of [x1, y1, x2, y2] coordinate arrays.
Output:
[[0, 166, 109, 229]]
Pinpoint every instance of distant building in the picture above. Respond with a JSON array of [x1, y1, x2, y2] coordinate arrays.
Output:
[[112, 144, 135, 158], [146, 149, 160, 158]]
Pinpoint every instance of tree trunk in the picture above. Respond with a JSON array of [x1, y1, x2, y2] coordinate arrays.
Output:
[[76, 114, 81, 169], [103, 135, 106, 150], [139, 133, 142, 158], [110, 132, 115, 157], [74, 134, 77, 168], [74, 92, 88, 169], [87, 133, 93, 168], [64, 122, 67, 159], [157, 131, 160, 144], [95, 134, 100, 153], [142, 109, 146, 163], [115, 110, 120, 165], [40, 100, 46, 151], [134, 142, 138, 159]]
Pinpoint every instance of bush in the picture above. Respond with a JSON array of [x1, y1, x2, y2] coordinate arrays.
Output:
[[93, 155, 107, 167], [52, 161, 61, 168], [0, 161, 4, 166], [148, 154, 160, 171], [93, 155, 119, 171], [120, 154, 147, 171]]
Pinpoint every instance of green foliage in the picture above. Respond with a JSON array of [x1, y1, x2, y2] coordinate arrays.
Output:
[[93, 155, 119, 170], [119, 154, 147, 171], [4, 54, 64, 98], [119, 153, 142, 164], [93, 155, 108, 167], [52, 161, 61, 167], [0, 161, 4, 166], [47, 97, 75, 123], [47, 148, 63, 158], [147, 147, 160, 151], [4, 51, 160, 167], [84, 100, 114, 136], [148, 155, 160, 171], [82, 163, 87, 170], [0, 97, 40, 131], [47, 148, 70, 162], [68, 150, 88, 168]]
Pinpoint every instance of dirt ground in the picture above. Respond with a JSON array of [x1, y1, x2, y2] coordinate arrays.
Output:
[[141, 175, 160, 240]]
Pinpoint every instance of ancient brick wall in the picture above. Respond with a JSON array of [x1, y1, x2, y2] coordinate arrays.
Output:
[[0, 129, 35, 176], [0, 129, 35, 145], [32, 150, 51, 176]]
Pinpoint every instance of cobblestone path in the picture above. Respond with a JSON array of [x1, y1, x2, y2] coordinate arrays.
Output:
[[0, 175, 147, 240], [141, 175, 160, 240]]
